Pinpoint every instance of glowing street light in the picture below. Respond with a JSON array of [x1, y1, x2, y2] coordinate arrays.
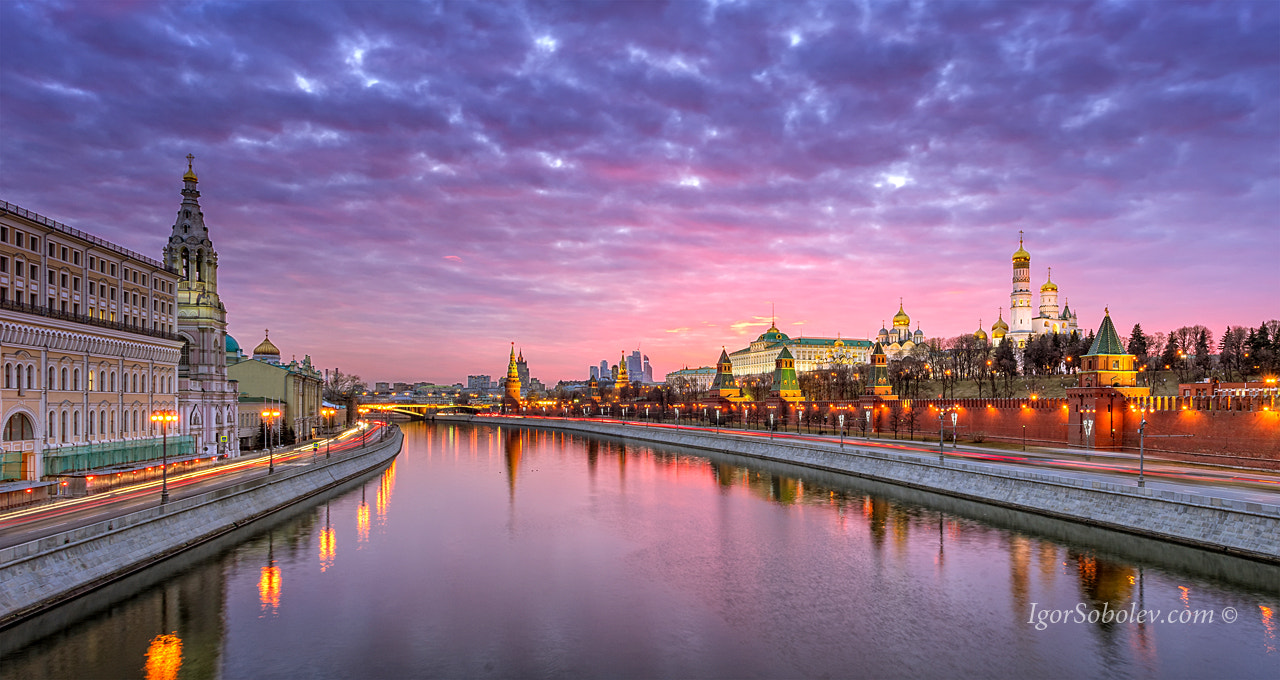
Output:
[[261, 409, 281, 473], [321, 407, 337, 458], [149, 410, 178, 503]]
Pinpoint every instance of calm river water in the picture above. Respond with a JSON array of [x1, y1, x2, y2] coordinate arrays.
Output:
[[2, 421, 1277, 679]]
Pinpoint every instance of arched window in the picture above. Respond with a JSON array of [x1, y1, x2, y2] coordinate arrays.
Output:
[[61, 410, 68, 440], [88, 410, 95, 436], [61, 368, 67, 390], [196, 250, 204, 282], [73, 411, 80, 436], [48, 411, 55, 438], [132, 409, 138, 433], [3, 412, 34, 441], [26, 366, 33, 389], [181, 247, 190, 281], [99, 411, 106, 436], [88, 370, 95, 391], [131, 373, 137, 393], [74, 369, 80, 391], [48, 366, 55, 390], [4, 363, 11, 389], [179, 341, 191, 371], [109, 410, 115, 434]]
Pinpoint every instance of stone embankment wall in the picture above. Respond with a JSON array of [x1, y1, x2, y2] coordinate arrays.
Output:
[[468, 416, 1280, 564], [0, 430, 402, 626]]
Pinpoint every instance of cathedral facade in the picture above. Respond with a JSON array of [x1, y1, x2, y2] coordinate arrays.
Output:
[[1000, 233, 1077, 347], [876, 300, 926, 360]]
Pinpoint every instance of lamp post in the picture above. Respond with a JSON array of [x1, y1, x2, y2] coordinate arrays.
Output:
[[1138, 412, 1147, 487], [261, 409, 281, 473], [321, 407, 335, 458], [358, 407, 370, 447], [150, 410, 178, 503]]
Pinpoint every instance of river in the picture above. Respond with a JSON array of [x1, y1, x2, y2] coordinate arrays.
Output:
[[1, 421, 1276, 679]]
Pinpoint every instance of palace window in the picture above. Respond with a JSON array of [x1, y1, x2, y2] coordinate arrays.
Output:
[[3, 413, 34, 441]]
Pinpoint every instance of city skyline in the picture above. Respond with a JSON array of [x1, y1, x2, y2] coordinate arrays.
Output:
[[2, 1, 1276, 384]]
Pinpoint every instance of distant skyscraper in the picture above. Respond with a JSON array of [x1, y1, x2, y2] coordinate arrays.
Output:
[[642, 355, 653, 384], [599, 360, 609, 379], [589, 366, 599, 380], [627, 350, 642, 381]]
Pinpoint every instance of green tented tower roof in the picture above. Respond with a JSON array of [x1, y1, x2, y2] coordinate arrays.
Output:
[[1086, 309, 1126, 356]]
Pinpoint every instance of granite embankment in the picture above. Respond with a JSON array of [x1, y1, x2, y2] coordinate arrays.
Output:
[[0, 429, 402, 627], [465, 416, 1280, 564]]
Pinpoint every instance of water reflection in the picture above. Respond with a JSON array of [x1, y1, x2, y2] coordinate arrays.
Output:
[[318, 503, 335, 572], [142, 633, 182, 680], [258, 534, 281, 617], [1, 423, 1277, 679], [356, 485, 370, 545]]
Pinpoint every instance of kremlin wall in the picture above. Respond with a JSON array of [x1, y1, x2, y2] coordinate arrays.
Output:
[[504, 236, 1279, 469]]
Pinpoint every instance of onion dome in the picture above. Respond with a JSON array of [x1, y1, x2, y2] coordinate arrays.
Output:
[[253, 329, 280, 358], [1012, 232, 1030, 268], [1040, 267, 1058, 293], [878, 321, 889, 336], [892, 300, 910, 327], [974, 320, 988, 341], [183, 154, 198, 182], [992, 311, 1009, 339], [914, 324, 924, 338], [225, 334, 240, 353]]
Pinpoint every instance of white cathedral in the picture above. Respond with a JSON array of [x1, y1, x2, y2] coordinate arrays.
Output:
[[981, 233, 1078, 348]]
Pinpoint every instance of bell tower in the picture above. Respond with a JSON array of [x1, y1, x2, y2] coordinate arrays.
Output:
[[163, 155, 239, 458]]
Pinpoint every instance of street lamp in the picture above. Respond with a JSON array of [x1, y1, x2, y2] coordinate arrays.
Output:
[[150, 410, 178, 503], [261, 409, 281, 473], [321, 407, 336, 458]]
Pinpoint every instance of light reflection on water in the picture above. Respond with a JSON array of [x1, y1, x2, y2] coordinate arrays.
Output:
[[1, 421, 1278, 679]]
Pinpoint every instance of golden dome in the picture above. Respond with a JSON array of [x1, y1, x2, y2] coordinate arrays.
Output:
[[183, 154, 198, 182], [975, 327, 988, 341], [253, 329, 280, 357], [992, 311, 1009, 332], [1012, 231, 1030, 267], [1040, 268, 1058, 292], [892, 300, 910, 327]]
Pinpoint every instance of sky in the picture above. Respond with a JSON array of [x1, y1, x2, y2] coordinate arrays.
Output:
[[2, 1, 1277, 385]]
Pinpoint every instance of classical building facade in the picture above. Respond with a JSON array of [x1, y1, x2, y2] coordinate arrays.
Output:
[[665, 366, 716, 392], [164, 157, 240, 459], [226, 330, 324, 444], [1, 200, 184, 480], [729, 322, 873, 377], [1003, 233, 1078, 347]]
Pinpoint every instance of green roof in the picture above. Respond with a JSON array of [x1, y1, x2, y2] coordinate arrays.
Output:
[[1086, 311, 1126, 356]]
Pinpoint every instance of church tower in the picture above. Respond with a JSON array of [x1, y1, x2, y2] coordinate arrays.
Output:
[[615, 351, 630, 390], [1038, 268, 1062, 333], [1009, 232, 1033, 341], [163, 156, 239, 458]]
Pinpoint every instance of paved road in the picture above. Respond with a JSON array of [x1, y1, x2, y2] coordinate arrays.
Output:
[[0, 422, 394, 551]]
